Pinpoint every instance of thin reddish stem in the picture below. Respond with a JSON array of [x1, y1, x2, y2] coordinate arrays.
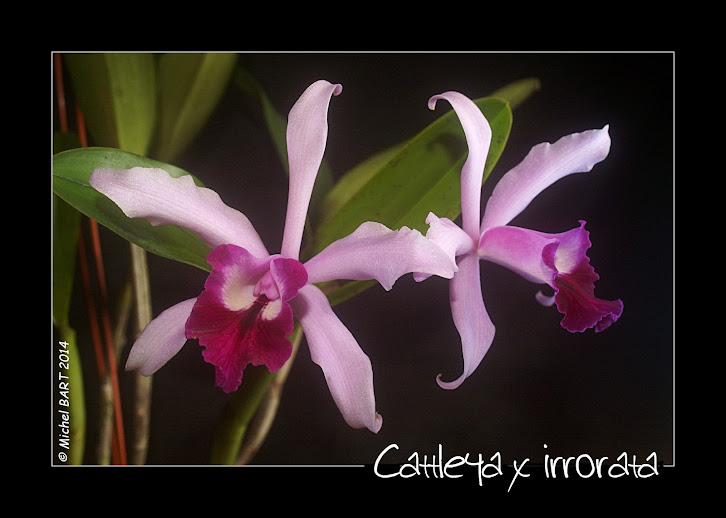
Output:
[[53, 54, 68, 134], [75, 103, 88, 148], [88, 219, 128, 465], [74, 105, 128, 466], [76, 229, 106, 377]]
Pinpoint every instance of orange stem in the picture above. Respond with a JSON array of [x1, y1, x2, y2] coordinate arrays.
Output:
[[53, 54, 68, 134], [74, 104, 127, 465], [88, 219, 128, 465], [76, 229, 106, 377]]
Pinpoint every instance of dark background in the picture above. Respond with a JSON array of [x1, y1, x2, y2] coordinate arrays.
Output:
[[65, 52, 674, 472]]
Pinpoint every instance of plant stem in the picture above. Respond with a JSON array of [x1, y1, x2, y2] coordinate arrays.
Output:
[[235, 327, 303, 465], [129, 243, 154, 465], [209, 326, 302, 465], [210, 368, 275, 464]]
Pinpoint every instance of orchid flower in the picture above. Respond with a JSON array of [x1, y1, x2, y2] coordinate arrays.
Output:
[[416, 91, 623, 390], [90, 80, 457, 433]]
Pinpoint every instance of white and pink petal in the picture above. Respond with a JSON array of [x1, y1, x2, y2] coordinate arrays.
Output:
[[290, 284, 382, 433], [480, 126, 612, 231], [439, 252, 495, 390], [423, 212, 475, 262], [90, 167, 269, 258], [477, 225, 559, 286], [281, 80, 343, 260], [203, 244, 272, 311], [304, 221, 457, 290], [428, 92, 492, 239], [413, 213, 473, 282], [125, 298, 197, 376]]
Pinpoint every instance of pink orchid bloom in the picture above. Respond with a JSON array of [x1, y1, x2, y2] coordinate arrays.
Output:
[[416, 91, 623, 390], [90, 80, 457, 433]]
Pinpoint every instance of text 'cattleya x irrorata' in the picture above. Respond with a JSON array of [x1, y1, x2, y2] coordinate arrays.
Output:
[[90, 80, 457, 433], [415, 91, 623, 390]]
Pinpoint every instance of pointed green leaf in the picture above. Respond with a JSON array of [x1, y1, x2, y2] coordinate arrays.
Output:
[[490, 77, 541, 110], [52, 132, 83, 327], [64, 53, 156, 155], [317, 141, 406, 225], [53, 193, 81, 326], [53, 147, 212, 271], [155, 53, 237, 162], [234, 66, 289, 173]]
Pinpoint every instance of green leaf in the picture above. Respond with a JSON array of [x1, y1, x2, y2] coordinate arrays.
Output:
[[234, 66, 289, 174], [155, 53, 238, 162], [490, 77, 541, 110], [64, 53, 156, 155], [53, 193, 81, 326], [317, 141, 406, 226], [210, 365, 275, 464], [52, 147, 212, 271], [52, 131, 83, 327]]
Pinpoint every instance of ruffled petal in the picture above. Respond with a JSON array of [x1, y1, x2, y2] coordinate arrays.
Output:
[[413, 212, 474, 282], [429, 92, 492, 238], [280, 80, 343, 260], [90, 167, 268, 258], [479, 221, 622, 332], [554, 269, 624, 332], [305, 221, 457, 290], [477, 225, 559, 285], [439, 253, 495, 390], [185, 245, 294, 393], [543, 222, 623, 333], [481, 126, 611, 231], [125, 298, 197, 376], [290, 284, 382, 433]]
